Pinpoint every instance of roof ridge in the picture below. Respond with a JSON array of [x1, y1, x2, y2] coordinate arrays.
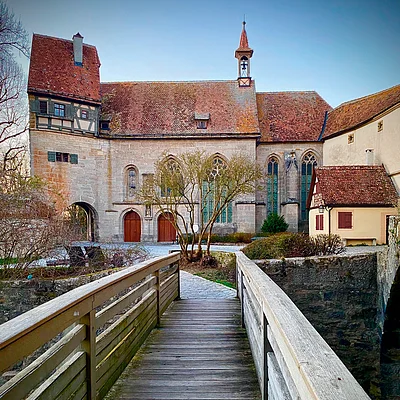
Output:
[[32, 33, 97, 50], [101, 79, 243, 84], [333, 84, 400, 109], [257, 90, 318, 95]]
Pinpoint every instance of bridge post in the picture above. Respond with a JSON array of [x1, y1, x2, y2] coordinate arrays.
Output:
[[263, 314, 272, 400], [81, 308, 96, 400], [155, 269, 161, 326], [240, 271, 245, 328]]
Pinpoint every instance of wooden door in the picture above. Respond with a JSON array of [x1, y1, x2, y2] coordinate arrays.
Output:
[[124, 211, 141, 242], [158, 213, 176, 242]]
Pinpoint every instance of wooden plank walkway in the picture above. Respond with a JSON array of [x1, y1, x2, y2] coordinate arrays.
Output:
[[106, 299, 261, 400]]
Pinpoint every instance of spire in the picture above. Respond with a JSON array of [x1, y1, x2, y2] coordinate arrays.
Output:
[[235, 20, 253, 87], [239, 20, 249, 49]]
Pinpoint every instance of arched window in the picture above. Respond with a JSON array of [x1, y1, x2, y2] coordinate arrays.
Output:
[[266, 156, 279, 215], [161, 158, 183, 197], [301, 152, 317, 221], [202, 157, 233, 224], [126, 166, 138, 199], [240, 56, 249, 77]]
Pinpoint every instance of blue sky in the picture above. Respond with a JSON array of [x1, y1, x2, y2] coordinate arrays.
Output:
[[6, 0, 400, 107]]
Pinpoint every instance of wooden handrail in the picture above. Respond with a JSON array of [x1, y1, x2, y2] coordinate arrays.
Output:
[[236, 251, 370, 400], [0, 252, 180, 400]]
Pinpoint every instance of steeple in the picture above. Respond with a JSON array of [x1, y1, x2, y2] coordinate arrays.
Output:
[[235, 20, 253, 87]]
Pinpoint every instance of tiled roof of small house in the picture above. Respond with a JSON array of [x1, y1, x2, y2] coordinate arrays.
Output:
[[28, 34, 101, 104], [323, 84, 400, 138], [311, 165, 398, 207], [256, 91, 332, 142], [100, 81, 260, 135]]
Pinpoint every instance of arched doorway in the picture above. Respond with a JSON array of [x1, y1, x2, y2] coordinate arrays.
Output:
[[158, 213, 176, 242], [124, 211, 141, 242], [66, 202, 98, 241]]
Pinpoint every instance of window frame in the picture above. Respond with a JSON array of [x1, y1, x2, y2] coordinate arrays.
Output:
[[316, 214, 324, 231], [54, 103, 66, 117], [39, 100, 48, 114], [81, 110, 89, 119], [338, 211, 353, 229]]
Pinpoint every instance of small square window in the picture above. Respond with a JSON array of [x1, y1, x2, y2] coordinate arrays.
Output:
[[100, 121, 110, 130], [81, 110, 88, 119], [62, 153, 69, 162], [378, 120, 383, 132], [39, 100, 48, 114], [348, 134, 354, 144], [54, 103, 65, 117], [56, 152, 62, 162], [197, 120, 207, 129]]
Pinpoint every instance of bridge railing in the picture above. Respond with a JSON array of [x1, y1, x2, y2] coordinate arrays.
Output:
[[236, 251, 370, 400], [0, 252, 180, 400]]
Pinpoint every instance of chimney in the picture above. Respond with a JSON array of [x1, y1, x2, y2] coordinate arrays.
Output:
[[73, 32, 83, 66], [365, 149, 374, 165]]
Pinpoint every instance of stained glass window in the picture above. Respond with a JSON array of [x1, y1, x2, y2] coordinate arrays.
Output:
[[266, 156, 279, 215], [301, 152, 317, 221]]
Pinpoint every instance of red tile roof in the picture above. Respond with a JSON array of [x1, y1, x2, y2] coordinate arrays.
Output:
[[256, 91, 332, 142], [100, 81, 260, 136], [310, 166, 398, 207], [238, 22, 250, 49], [324, 84, 400, 138], [28, 34, 101, 104]]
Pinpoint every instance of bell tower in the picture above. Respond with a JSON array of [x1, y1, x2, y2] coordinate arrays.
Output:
[[235, 20, 253, 87]]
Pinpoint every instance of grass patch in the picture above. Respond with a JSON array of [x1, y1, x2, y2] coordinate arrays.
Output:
[[180, 251, 236, 289]]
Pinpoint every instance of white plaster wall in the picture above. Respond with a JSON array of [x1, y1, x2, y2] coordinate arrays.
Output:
[[323, 106, 400, 192]]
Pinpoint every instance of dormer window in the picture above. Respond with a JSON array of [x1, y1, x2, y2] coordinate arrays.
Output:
[[197, 120, 207, 129], [195, 112, 210, 130]]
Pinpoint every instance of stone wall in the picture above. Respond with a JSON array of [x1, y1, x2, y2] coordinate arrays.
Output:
[[0, 271, 114, 324], [255, 253, 381, 397]]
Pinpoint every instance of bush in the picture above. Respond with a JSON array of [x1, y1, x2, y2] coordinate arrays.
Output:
[[242, 233, 345, 260], [261, 213, 288, 234], [209, 232, 253, 244]]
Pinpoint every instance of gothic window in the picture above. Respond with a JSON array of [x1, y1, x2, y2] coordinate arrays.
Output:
[[301, 152, 317, 221], [126, 167, 138, 199], [161, 158, 183, 197], [266, 156, 279, 215], [202, 157, 233, 224]]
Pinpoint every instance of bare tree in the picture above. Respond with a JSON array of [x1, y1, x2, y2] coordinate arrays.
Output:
[[0, 1, 30, 171], [141, 151, 262, 261]]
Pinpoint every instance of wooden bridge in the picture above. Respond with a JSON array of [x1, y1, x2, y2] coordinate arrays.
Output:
[[0, 252, 370, 400]]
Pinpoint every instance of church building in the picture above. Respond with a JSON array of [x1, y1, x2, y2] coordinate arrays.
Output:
[[27, 24, 398, 243]]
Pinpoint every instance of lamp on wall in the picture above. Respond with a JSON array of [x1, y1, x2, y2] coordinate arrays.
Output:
[[318, 205, 325, 214]]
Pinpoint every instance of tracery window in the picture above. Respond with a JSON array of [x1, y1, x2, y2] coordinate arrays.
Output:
[[161, 158, 183, 197], [202, 157, 232, 224], [301, 152, 317, 221], [126, 166, 138, 199], [266, 156, 279, 215]]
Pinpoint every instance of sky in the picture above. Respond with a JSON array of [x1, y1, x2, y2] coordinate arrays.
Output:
[[5, 0, 400, 107]]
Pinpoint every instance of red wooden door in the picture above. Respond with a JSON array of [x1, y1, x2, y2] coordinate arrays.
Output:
[[124, 211, 141, 242], [158, 213, 176, 242]]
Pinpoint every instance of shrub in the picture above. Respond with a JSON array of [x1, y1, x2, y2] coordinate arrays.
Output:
[[313, 234, 345, 255], [242, 233, 292, 259], [261, 213, 288, 234], [242, 233, 345, 259]]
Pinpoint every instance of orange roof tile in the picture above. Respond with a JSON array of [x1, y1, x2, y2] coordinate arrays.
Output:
[[100, 81, 260, 136], [311, 165, 398, 207], [256, 91, 332, 142], [324, 85, 400, 138], [28, 34, 101, 104]]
